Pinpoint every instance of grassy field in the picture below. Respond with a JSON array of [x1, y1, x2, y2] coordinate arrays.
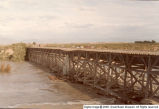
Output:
[[45, 43, 159, 52]]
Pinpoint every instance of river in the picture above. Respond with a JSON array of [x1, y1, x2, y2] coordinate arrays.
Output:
[[0, 62, 115, 109]]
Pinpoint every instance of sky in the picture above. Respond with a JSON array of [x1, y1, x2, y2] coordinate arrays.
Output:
[[0, 0, 159, 44]]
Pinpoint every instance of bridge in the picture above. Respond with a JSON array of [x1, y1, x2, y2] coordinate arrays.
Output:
[[26, 47, 159, 102]]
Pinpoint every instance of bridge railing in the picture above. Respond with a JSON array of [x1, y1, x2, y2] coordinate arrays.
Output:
[[26, 47, 159, 101]]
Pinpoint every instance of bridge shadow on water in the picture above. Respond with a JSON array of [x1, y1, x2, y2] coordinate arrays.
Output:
[[31, 63, 118, 105]]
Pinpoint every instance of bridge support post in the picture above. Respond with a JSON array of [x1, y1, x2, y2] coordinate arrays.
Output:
[[63, 54, 70, 75]]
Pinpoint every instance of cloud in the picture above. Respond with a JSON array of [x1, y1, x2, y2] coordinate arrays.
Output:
[[0, 0, 159, 43], [64, 23, 94, 29], [39, 16, 57, 20]]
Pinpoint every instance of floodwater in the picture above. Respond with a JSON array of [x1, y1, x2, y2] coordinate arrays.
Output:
[[0, 62, 114, 109]]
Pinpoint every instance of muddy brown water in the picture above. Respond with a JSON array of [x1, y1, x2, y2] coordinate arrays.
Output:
[[0, 62, 115, 109]]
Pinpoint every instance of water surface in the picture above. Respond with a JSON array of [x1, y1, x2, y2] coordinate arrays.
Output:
[[0, 62, 114, 109]]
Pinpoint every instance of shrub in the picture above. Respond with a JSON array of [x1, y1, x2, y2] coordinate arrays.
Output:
[[0, 63, 5, 72], [5, 64, 11, 73], [135, 40, 156, 44]]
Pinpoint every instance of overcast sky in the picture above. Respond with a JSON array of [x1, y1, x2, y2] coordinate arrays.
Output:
[[0, 0, 159, 44]]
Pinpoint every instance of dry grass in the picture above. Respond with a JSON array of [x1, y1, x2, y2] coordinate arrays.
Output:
[[48, 75, 58, 81], [0, 43, 27, 61], [0, 64, 5, 72], [45, 43, 159, 52], [0, 63, 11, 73], [5, 64, 11, 73]]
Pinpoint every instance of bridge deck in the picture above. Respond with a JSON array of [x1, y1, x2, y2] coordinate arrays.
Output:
[[30, 47, 159, 56]]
